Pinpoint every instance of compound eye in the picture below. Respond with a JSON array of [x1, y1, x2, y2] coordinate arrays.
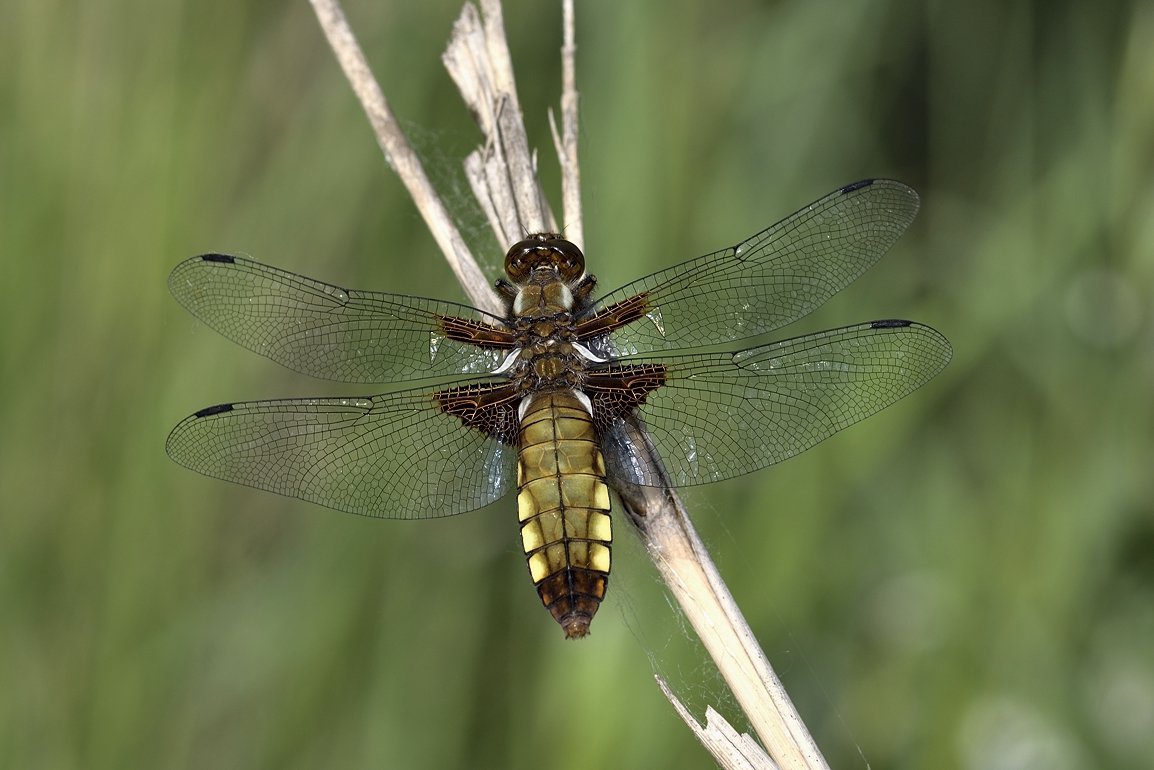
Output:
[[551, 239, 585, 280], [504, 239, 539, 280]]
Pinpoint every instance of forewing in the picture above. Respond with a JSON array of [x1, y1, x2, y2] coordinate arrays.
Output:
[[583, 180, 920, 355], [169, 255, 515, 384], [590, 321, 951, 488], [166, 380, 519, 519]]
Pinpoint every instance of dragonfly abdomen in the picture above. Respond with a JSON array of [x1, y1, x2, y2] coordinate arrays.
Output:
[[516, 391, 612, 639]]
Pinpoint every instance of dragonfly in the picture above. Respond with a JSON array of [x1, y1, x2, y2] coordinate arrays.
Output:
[[167, 178, 951, 639]]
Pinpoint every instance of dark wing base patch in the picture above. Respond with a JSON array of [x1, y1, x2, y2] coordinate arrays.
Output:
[[434, 382, 520, 443]]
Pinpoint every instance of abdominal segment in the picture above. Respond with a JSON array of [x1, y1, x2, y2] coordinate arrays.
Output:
[[516, 391, 612, 639]]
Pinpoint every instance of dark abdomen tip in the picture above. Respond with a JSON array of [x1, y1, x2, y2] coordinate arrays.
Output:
[[561, 613, 592, 639]]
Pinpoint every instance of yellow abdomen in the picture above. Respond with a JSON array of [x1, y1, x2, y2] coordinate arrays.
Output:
[[517, 391, 612, 638]]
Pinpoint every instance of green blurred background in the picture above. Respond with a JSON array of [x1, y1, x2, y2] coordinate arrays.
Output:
[[3, 0, 1152, 768]]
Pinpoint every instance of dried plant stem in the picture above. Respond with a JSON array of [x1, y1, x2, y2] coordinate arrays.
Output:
[[615, 424, 825, 770], [656, 676, 777, 770], [307, 2, 828, 768], [443, 0, 557, 246], [307, 0, 501, 315], [548, 0, 583, 248]]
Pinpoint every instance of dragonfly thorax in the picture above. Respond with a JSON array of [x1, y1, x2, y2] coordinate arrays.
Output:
[[509, 337, 589, 393], [513, 279, 575, 316]]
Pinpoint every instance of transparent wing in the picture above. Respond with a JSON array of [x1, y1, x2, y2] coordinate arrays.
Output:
[[592, 320, 951, 488], [169, 255, 514, 384], [586, 180, 920, 355], [166, 380, 519, 519]]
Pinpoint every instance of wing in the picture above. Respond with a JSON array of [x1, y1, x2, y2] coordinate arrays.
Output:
[[588, 320, 951, 488], [165, 379, 520, 519], [169, 255, 517, 384], [578, 180, 920, 355]]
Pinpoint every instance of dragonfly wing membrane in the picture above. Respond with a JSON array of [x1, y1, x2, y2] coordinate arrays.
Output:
[[587, 179, 920, 356], [591, 321, 952, 488], [169, 255, 516, 384], [166, 379, 520, 519]]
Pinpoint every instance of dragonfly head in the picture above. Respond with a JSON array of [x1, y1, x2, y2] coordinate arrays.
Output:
[[504, 233, 585, 284]]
